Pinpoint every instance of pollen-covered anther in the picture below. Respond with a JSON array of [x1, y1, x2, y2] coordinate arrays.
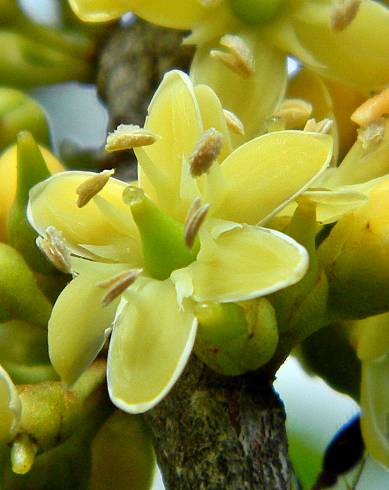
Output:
[[330, 0, 361, 31], [189, 128, 223, 177], [184, 198, 210, 248], [105, 124, 157, 152], [36, 226, 71, 274], [357, 118, 386, 150], [275, 98, 313, 129], [304, 118, 333, 135], [223, 109, 245, 135], [211, 34, 255, 77], [351, 88, 389, 127], [76, 169, 114, 208], [98, 268, 143, 307]]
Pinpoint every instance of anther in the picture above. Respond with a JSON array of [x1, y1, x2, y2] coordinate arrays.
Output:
[[274, 98, 313, 129], [211, 35, 255, 77], [76, 169, 114, 208], [304, 118, 333, 134], [105, 124, 157, 152], [98, 268, 143, 307], [351, 88, 389, 127], [357, 118, 385, 150], [184, 198, 210, 248], [223, 109, 245, 135], [36, 226, 71, 274], [189, 128, 223, 177], [330, 0, 361, 31]]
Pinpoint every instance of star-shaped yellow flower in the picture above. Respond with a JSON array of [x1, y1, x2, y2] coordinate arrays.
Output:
[[28, 70, 332, 413], [69, 0, 389, 141]]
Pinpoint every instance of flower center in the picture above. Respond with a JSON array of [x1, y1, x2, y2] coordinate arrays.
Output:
[[123, 187, 200, 281], [228, 0, 283, 25]]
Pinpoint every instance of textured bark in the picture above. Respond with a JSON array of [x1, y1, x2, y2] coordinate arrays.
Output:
[[145, 356, 291, 490], [97, 21, 292, 489]]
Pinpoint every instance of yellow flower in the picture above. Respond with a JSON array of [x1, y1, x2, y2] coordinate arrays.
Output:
[[28, 70, 332, 413], [69, 0, 389, 140]]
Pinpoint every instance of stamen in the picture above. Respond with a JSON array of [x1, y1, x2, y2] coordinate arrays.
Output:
[[189, 128, 223, 177], [98, 268, 143, 307], [330, 0, 361, 31], [351, 88, 389, 127], [304, 118, 333, 134], [223, 109, 245, 135], [105, 124, 157, 152], [36, 226, 71, 274], [76, 169, 114, 208], [184, 198, 210, 248], [357, 118, 385, 150], [211, 34, 255, 77], [274, 98, 313, 129]]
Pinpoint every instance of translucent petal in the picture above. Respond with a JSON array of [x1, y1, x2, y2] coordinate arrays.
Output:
[[189, 221, 308, 303], [191, 33, 288, 143], [69, 0, 206, 28], [357, 313, 389, 363], [360, 355, 389, 468], [107, 279, 197, 413], [0, 364, 21, 444], [219, 130, 333, 224], [137, 71, 203, 220], [28, 171, 141, 262], [276, 0, 389, 89], [49, 262, 130, 385]]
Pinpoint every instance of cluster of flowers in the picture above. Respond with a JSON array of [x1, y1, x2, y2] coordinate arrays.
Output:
[[1, 0, 389, 487]]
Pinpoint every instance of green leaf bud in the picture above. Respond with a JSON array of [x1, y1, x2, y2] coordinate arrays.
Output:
[[228, 0, 283, 25], [194, 299, 278, 376]]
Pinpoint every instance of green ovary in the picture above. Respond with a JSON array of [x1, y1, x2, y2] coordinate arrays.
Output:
[[228, 0, 283, 25]]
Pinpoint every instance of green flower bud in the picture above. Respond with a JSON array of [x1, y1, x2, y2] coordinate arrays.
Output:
[[228, 0, 283, 25], [318, 180, 389, 319], [89, 411, 155, 490], [0, 320, 57, 384], [7, 132, 53, 273], [271, 200, 329, 342], [194, 299, 278, 376], [0, 88, 50, 151], [123, 186, 199, 280], [0, 243, 51, 327]]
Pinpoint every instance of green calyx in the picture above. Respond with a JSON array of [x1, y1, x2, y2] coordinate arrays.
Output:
[[123, 186, 199, 280], [194, 299, 278, 376], [228, 0, 283, 25]]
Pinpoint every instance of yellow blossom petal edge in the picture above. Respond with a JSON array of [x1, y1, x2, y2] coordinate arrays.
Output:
[[0, 365, 21, 444], [49, 262, 130, 385], [69, 0, 207, 29], [220, 130, 333, 225], [180, 220, 308, 303], [28, 171, 141, 263], [107, 279, 197, 413]]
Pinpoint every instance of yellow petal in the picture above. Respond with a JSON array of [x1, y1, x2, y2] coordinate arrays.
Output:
[[0, 144, 63, 241], [136, 70, 203, 220], [0, 364, 21, 444], [49, 262, 129, 385], [219, 130, 333, 224], [356, 313, 389, 363], [360, 355, 389, 468], [188, 220, 308, 303], [107, 279, 197, 413], [28, 171, 141, 262], [191, 33, 287, 143], [276, 0, 389, 89], [325, 119, 389, 187], [69, 0, 207, 28]]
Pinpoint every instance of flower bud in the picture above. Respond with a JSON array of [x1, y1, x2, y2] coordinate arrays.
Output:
[[194, 299, 278, 376], [0, 364, 21, 445], [319, 179, 389, 319], [0, 88, 50, 151], [228, 0, 283, 25]]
